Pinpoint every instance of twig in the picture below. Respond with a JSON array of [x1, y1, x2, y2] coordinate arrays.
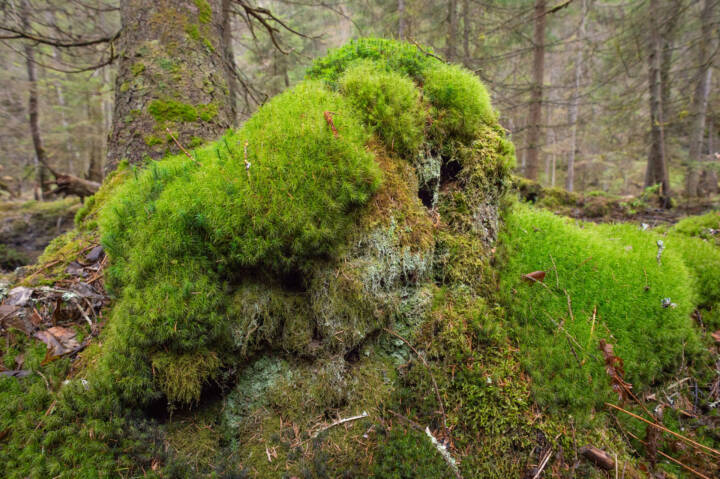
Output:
[[166, 128, 201, 166], [384, 328, 450, 441], [425, 426, 463, 479], [623, 428, 712, 479], [532, 448, 553, 479], [605, 402, 720, 458], [408, 38, 446, 62], [310, 411, 368, 439], [549, 254, 560, 288]]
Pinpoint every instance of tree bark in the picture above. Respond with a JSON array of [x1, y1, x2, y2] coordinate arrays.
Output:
[[106, 0, 236, 172], [685, 0, 715, 197], [398, 0, 406, 39], [525, 0, 546, 181], [22, 0, 48, 200], [447, 0, 458, 61], [703, 116, 718, 194], [644, 0, 671, 204], [462, 0, 470, 65], [566, 0, 586, 192]]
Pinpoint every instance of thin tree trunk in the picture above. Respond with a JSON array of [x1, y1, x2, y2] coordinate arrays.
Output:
[[644, 0, 671, 204], [704, 116, 718, 194], [398, 0, 406, 39], [525, 0, 546, 180], [566, 0, 586, 192], [447, 0, 458, 61], [685, 0, 714, 196], [22, 1, 48, 200], [462, 0, 470, 65], [107, 0, 236, 172]]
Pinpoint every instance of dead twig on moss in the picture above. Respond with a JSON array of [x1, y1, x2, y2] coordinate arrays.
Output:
[[622, 427, 712, 479], [166, 128, 201, 166], [532, 448, 554, 478], [605, 402, 720, 458], [310, 411, 368, 439]]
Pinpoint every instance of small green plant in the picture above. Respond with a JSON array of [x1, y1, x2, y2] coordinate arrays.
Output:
[[373, 427, 451, 479]]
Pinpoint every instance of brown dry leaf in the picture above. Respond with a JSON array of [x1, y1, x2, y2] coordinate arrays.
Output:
[[522, 271, 546, 284], [711, 330, 720, 343], [34, 326, 81, 361], [599, 339, 633, 402]]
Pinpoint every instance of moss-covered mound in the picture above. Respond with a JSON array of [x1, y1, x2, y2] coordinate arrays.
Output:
[[499, 203, 706, 415], [1, 38, 521, 478]]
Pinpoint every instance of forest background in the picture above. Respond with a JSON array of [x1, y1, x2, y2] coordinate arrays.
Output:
[[0, 0, 717, 201]]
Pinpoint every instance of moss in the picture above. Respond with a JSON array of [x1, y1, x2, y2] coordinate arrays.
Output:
[[131, 62, 145, 76], [148, 98, 198, 123], [671, 210, 720, 243], [194, 0, 212, 23], [185, 23, 201, 41], [196, 102, 217, 121], [144, 134, 164, 146], [498, 202, 703, 418], [339, 61, 425, 159], [2, 38, 519, 477], [151, 350, 221, 405], [373, 427, 452, 478]]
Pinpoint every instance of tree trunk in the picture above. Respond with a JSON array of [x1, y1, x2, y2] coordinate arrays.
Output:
[[398, 0, 406, 39], [447, 0, 458, 61], [106, 0, 236, 172], [644, 0, 671, 204], [704, 116, 718, 194], [685, 0, 715, 197], [566, 0, 586, 192], [22, 0, 48, 200], [462, 0, 470, 65], [525, 0, 546, 180]]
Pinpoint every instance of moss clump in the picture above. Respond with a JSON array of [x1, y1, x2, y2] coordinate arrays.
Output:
[[671, 210, 720, 243], [2, 38, 519, 477], [193, 0, 212, 23], [339, 61, 425, 158], [306, 37, 437, 84], [373, 427, 452, 478], [498, 202, 702, 416], [148, 98, 198, 123], [424, 63, 495, 143]]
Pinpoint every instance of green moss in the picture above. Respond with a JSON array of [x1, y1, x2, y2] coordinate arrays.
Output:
[[339, 61, 425, 158], [151, 350, 221, 405], [185, 23, 201, 41], [148, 99, 198, 123], [131, 62, 145, 76], [194, 0, 212, 23], [307, 37, 438, 84], [373, 427, 452, 478], [196, 102, 217, 121], [423, 63, 496, 144], [498, 202, 702, 417], [671, 210, 720, 243], [144, 134, 164, 146]]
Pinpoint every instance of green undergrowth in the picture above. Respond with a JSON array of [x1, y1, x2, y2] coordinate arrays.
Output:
[[671, 210, 720, 243], [498, 202, 708, 418]]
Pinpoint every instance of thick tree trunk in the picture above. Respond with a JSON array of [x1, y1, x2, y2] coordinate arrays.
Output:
[[566, 0, 586, 192], [398, 0, 406, 39], [685, 0, 715, 197], [106, 0, 236, 172], [644, 0, 671, 204], [447, 0, 458, 61], [525, 0, 546, 180]]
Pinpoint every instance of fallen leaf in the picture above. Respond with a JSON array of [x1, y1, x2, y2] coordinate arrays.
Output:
[[599, 339, 633, 402], [5, 287, 33, 306], [85, 245, 104, 263], [34, 326, 81, 361], [522, 271, 546, 284], [711, 331, 720, 343]]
